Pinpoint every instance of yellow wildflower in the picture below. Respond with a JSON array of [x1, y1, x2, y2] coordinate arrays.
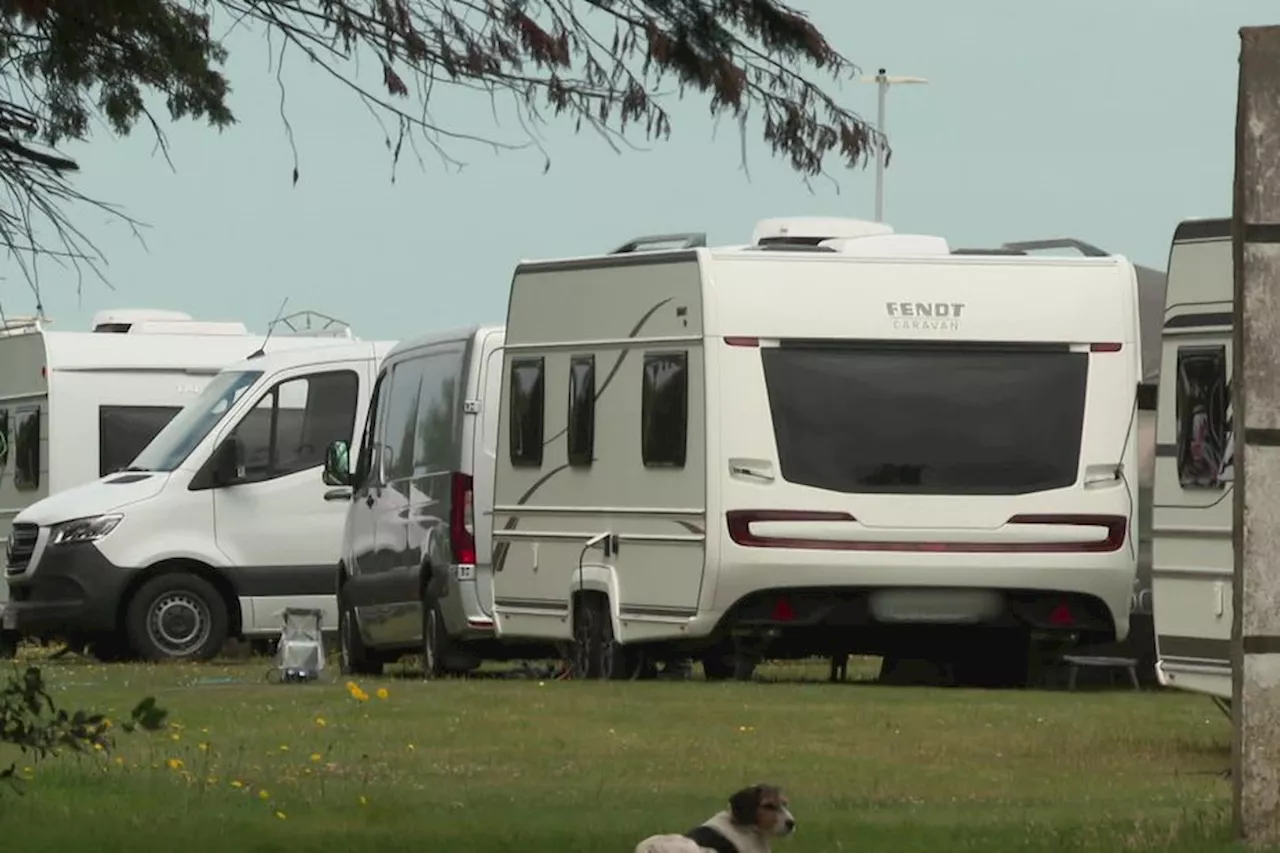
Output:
[[376, 687, 389, 700], [258, 790, 270, 800], [309, 753, 322, 763], [314, 716, 327, 728], [275, 811, 287, 821], [167, 758, 184, 771], [230, 780, 244, 789]]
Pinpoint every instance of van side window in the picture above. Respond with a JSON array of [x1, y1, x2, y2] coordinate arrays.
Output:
[[13, 406, 40, 490], [414, 349, 464, 474], [98, 405, 182, 476], [642, 352, 688, 468], [233, 370, 360, 482], [510, 357, 545, 468], [383, 357, 426, 493], [567, 355, 595, 467], [1175, 346, 1231, 489], [0, 407, 9, 471], [354, 370, 388, 488]]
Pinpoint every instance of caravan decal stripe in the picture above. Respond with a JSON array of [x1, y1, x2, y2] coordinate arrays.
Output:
[[1243, 635, 1280, 655], [492, 463, 573, 574], [1158, 635, 1230, 661], [542, 297, 674, 445], [1245, 428, 1280, 448], [1163, 312, 1232, 330]]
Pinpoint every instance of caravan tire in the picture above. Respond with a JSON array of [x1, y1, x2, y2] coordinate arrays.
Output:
[[572, 594, 627, 680], [125, 573, 228, 662], [338, 598, 383, 677]]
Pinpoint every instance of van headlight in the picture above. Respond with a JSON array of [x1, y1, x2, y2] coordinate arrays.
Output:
[[49, 514, 123, 547]]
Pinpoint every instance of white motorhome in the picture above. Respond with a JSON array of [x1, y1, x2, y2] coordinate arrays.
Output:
[[0, 308, 355, 654], [489, 217, 1145, 683], [1151, 217, 1234, 703], [4, 336, 395, 661]]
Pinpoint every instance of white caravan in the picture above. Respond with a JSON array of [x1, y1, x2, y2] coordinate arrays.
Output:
[[1151, 217, 1234, 703], [489, 218, 1145, 682], [4, 336, 395, 661], [0, 308, 355, 651]]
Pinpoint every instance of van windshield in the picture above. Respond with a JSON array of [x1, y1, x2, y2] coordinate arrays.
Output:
[[128, 370, 263, 473], [760, 343, 1088, 496]]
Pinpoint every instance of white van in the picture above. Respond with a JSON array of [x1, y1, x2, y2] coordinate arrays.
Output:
[[1151, 217, 1234, 703], [489, 217, 1144, 683], [4, 338, 395, 661], [324, 325, 558, 676], [0, 308, 355, 655]]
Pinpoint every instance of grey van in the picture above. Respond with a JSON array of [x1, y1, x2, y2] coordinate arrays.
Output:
[[323, 325, 552, 676]]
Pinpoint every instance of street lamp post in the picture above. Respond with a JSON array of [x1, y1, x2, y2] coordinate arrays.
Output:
[[859, 68, 929, 223]]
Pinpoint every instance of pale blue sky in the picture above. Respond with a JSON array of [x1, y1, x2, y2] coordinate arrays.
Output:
[[0, 1, 1269, 340]]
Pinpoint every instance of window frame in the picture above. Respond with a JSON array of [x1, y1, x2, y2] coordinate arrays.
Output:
[[0, 407, 9, 471], [226, 369, 361, 485], [13, 405, 40, 491], [354, 369, 389, 490], [567, 354, 596, 467], [509, 356, 546, 468], [641, 350, 689, 469], [1175, 345, 1231, 490]]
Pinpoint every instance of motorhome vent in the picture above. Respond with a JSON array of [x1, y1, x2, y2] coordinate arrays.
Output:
[[91, 309, 194, 332], [820, 234, 951, 256], [751, 216, 893, 246], [610, 233, 707, 255]]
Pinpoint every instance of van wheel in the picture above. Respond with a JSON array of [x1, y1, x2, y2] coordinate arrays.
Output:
[[338, 599, 383, 676], [0, 630, 16, 660], [422, 596, 455, 680], [572, 593, 627, 680], [701, 651, 735, 681], [125, 574, 228, 662]]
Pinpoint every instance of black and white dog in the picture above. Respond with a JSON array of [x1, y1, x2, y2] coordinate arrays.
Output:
[[634, 784, 797, 853]]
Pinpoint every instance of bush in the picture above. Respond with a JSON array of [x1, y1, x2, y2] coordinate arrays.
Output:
[[0, 665, 165, 786]]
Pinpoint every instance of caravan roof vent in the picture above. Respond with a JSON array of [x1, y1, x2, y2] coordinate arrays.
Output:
[[820, 234, 952, 257], [87, 309, 252, 335], [752, 216, 894, 247]]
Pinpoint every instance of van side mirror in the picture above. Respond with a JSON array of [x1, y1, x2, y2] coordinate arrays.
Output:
[[323, 440, 351, 487], [212, 437, 243, 485]]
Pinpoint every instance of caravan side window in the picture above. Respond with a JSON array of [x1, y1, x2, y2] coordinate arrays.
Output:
[[232, 370, 360, 482], [13, 406, 40, 490], [509, 357, 545, 468], [0, 408, 9, 471], [642, 351, 688, 468], [1175, 346, 1231, 489], [567, 355, 595, 467]]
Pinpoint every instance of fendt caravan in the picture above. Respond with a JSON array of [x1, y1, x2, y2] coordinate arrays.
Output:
[[1151, 217, 1234, 704], [0, 308, 356, 655], [489, 217, 1145, 684], [5, 324, 396, 662]]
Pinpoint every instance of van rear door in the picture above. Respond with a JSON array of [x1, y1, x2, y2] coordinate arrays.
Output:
[[470, 331, 504, 619]]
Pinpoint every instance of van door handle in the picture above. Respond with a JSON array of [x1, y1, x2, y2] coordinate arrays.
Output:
[[324, 488, 353, 502]]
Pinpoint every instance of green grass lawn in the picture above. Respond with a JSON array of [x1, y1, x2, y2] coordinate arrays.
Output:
[[0, 655, 1238, 853]]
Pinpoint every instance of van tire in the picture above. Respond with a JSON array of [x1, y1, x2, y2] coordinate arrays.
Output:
[[572, 593, 627, 680], [125, 574, 228, 662], [0, 630, 16, 660], [422, 596, 454, 680], [701, 651, 735, 681], [338, 598, 383, 676]]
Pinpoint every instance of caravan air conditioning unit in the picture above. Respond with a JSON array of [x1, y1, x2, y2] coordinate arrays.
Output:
[[751, 216, 894, 247], [91, 309, 251, 336]]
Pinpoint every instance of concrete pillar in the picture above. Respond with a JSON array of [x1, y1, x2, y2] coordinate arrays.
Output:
[[1233, 24, 1280, 847]]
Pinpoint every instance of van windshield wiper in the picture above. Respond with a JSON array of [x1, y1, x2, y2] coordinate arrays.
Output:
[[123, 466, 151, 472]]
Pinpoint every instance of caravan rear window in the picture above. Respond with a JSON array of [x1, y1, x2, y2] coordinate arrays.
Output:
[[99, 405, 183, 476], [761, 343, 1088, 495]]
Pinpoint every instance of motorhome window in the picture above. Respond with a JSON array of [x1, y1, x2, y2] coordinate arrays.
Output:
[[641, 351, 688, 468], [509, 357, 545, 467], [1175, 346, 1231, 489], [98, 406, 183, 476], [761, 344, 1086, 495], [233, 370, 360, 482], [413, 348, 464, 475], [567, 355, 596, 467], [354, 370, 388, 488], [131, 370, 263, 472], [13, 406, 40, 491], [383, 357, 426, 492], [0, 408, 8, 471]]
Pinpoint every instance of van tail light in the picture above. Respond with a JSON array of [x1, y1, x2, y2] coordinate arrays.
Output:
[[450, 472, 476, 565]]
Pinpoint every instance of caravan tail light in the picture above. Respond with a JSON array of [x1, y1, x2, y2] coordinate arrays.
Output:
[[724, 337, 760, 347], [1089, 342, 1123, 352], [726, 511, 1126, 553], [450, 472, 476, 565]]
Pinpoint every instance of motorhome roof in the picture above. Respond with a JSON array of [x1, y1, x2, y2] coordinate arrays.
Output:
[[30, 330, 360, 373], [385, 323, 502, 361], [1172, 218, 1230, 243]]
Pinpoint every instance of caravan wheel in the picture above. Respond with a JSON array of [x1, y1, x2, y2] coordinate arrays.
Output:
[[572, 593, 627, 680]]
